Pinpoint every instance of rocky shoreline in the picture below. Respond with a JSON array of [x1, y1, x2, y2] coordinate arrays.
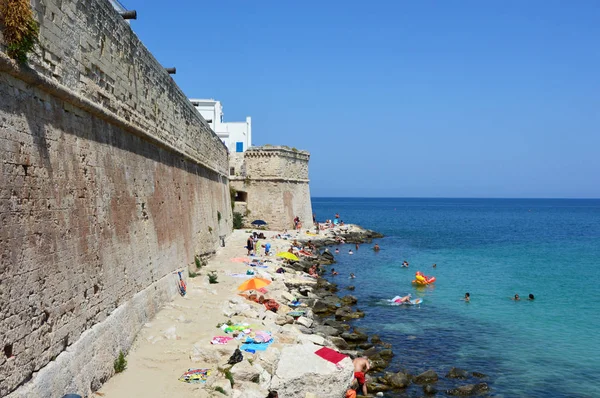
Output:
[[99, 225, 491, 398], [287, 226, 492, 397]]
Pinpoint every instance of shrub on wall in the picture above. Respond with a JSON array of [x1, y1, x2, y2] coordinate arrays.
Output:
[[0, 0, 40, 64], [229, 186, 237, 211], [232, 212, 244, 229]]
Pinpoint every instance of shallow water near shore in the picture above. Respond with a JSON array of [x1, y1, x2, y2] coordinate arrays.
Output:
[[313, 198, 600, 398]]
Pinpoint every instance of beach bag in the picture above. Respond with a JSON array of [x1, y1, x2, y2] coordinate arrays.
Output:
[[227, 348, 243, 365]]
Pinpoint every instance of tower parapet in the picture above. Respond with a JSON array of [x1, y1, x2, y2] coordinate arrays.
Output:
[[230, 146, 313, 230]]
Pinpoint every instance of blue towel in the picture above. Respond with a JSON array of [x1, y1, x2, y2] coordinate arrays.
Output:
[[241, 341, 273, 352]]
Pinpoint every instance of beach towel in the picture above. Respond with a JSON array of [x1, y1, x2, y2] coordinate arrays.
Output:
[[240, 340, 274, 352], [178, 368, 210, 383], [314, 347, 347, 365], [254, 331, 272, 343], [231, 257, 250, 263], [289, 300, 302, 307], [211, 336, 234, 345]]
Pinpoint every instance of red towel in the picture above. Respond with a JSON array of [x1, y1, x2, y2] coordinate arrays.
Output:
[[314, 347, 347, 364]]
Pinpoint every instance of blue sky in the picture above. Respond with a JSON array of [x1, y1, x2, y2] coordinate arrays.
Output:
[[123, 0, 599, 198]]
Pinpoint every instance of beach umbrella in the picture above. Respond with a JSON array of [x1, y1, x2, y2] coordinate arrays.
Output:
[[237, 277, 271, 292], [251, 220, 267, 226], [277, 252, 299, 261]]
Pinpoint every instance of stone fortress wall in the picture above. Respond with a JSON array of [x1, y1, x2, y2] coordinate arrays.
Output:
[[0, 1, 232, 397], [230, 146, 312, 231]]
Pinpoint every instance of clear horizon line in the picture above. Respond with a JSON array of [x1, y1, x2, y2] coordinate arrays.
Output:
[[310, 196, 600, 200]]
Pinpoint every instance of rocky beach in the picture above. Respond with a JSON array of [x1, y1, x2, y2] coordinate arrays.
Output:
[[97, 224, 490, 398]]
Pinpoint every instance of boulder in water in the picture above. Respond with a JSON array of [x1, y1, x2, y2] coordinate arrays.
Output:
[[423, 384, 438, 395], [446, 367, 469, 379], [446, 382, 490, 396], [414, 369, 439, 384]]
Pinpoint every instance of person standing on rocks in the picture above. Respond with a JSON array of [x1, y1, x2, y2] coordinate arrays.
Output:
[[353, 356, 370, 395]]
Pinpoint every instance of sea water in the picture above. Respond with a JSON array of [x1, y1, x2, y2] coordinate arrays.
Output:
[[312, 198, 600, 398]]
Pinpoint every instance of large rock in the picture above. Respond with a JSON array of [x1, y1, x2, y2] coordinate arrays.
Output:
[[385, 372, 411, 388], [312, 300, 336, 314], [414, 369, 439, 384], [270, 344, 354, 398], [341, 331, 369, 343], [296, 316, 313, 328], [340, 295, 358, 305], [314, 325, 340, 337], [298, 334, 326, 346], [231, 382, 269, 398], [446, 383, 489, 396], [230, 360, 261, 383], [378, 349, 394, 360], [213, 378, 233, 396], [446, 367, 469, 379], [329, 336, 350, 350], [335, 307, 365, 320], [256, 347, 280, 375], [280, 291, 296, 303], [423, 384, 438, 395], [366, 382, 392, 393]]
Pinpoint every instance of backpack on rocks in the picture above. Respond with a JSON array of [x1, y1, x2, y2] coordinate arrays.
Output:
[[227, 348, 243, 365]]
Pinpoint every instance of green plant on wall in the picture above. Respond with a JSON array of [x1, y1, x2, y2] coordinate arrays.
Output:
[[243, 175, 251, 185], [208, 271, 218, 284], [114, 351, 127, 373], [217, 211, 222, 222], [0, 0, 40, 64], [229, 186, 237, 211], [208, 226, 213, 233]]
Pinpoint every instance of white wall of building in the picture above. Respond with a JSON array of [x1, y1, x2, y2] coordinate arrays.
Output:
[[189, 99, 251, 153]]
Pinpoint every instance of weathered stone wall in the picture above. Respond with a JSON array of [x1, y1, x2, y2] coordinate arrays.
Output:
[[231, 146, 312, 230], [0, 1, 231, 397]]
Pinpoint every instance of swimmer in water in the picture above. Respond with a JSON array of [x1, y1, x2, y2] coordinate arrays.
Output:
[[349, 250, 353, 255], [513, 294, 520, 301], [373, 243, 380, 251], [464, 292, 470, 302]]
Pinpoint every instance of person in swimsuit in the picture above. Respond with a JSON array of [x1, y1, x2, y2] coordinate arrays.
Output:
[[246, 235, 254, 255], [352, 357, 370, 395]]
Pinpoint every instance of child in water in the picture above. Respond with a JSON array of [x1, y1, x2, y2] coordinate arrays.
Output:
[[464, 292, 470, 302]]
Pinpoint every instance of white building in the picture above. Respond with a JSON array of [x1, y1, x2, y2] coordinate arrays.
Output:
[[190, 99, 252, 154]]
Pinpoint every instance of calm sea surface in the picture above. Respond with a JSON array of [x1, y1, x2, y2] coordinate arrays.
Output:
[[312, 198, 600, 398]]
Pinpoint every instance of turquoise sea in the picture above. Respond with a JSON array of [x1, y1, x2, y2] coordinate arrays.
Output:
[[312, 198, 600, 398]]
